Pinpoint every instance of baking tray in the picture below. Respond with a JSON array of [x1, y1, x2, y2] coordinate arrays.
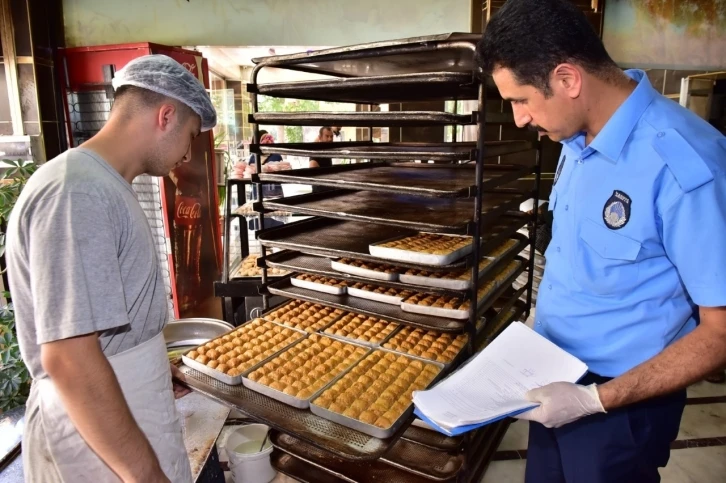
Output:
[[180, 366, 413, 462], [259, 162, 533, 199], [291, 276, 348, 295], [323, 318, 401, 349], [330, 259, 399, 282], [380, 327, 469, 369], [250, 111, 478, 127], [251, 32, 481, 77], [401, 424, 464, 452], [242, 336, 371, 409], [265, 251, 466, 298], [271, 451, 346, 483], [397, 235, 527, 290], [258, 216, 529, 272], [259, 299, 347, 334], [370, 233, 473, 266], [310, 349, 446, 439], [251, 71, 479, 104], [256, 140, 533, 162], [271, 435, 458, 483], [348, 285, 406, 305], [180, 321, 307, 385], [477, 287, 527, 333], [267, 278, 466, 331], [263, 189, 529, 235]]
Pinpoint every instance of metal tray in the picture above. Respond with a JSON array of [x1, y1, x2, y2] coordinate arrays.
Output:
[[252, 32, 480, 77], [476, 303, 527, 352], [259, 299, 347, 334], [251, 71, 479, 104], [401, 425, 464, 452], [265, 252, 466, 298], [263, 189, 528, 235], [330, 259, 399, 282], [310, 349, 446, 439], [271, 450, 346, 483], [271, 436, 458, 483], [242, 336, 371, 409], [256, 141, 533, 162], [380, 326, 469, 368], [267, 279, 466, 331], [259, 162, 532, 199], [179, 365, 410, 461], [291, 276, 348, 295], [477, 287, 527, 333], [397, 235, 526, 290], [348, 285, 406, 306], [258, 217, 529, 272], [250, 111, 478, 127], [180, 321, 307, 385], [370, 233, 473, 266]]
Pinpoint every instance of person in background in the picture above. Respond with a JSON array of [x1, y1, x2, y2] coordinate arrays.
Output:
[[6, 55, 217, 483], [478, 0, 726, 481], [331, 126, 343, 140], [310, 126, 335, 168]]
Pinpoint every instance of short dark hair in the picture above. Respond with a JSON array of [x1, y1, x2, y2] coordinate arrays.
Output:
[[477, 0, 618, 95], [113, 85, 195, 122], [319, 126, 333, 136]]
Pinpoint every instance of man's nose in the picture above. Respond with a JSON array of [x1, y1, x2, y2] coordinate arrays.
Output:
[[512, 105, 532, 129]]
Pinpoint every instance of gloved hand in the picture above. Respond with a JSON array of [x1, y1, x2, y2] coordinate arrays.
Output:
[[514, 382, 606, 428]]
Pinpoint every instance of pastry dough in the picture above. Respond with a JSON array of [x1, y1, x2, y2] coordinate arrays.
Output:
[[384, 327, 467, 363], [264, 300, 345, 333], [324, 313, 399, 345], [186, 319, 304, 376], [336, 258, 398, 274], [350, 283, 413, 299], [247, 334, 367, 399], [235, 254, 288, 278], [294, 274, 348, 288], [313, 351, 440, 429], [378, 233, 471, 255]]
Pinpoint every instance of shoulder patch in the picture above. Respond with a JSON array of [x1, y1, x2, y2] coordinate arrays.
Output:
[[652, 128, 714, 193]]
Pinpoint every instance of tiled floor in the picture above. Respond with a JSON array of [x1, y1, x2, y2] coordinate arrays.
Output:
[[483, 380, 726, 483]]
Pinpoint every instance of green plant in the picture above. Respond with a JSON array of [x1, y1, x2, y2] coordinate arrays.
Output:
[[0, 158, 37, 412]]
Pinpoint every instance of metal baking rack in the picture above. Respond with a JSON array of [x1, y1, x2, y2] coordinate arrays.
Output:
[[190, 32, 542, 480]]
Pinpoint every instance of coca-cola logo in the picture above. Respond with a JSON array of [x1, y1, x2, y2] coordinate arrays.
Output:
[[181, 62, 197, 75], [177, 201, 202, 220]]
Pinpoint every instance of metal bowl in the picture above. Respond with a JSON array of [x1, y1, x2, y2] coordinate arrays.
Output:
[[163, 318, 234, 349]]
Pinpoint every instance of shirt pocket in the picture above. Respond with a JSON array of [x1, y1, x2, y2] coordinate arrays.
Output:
[[548, 189, 558, 235], [573, 218, 642, 296]]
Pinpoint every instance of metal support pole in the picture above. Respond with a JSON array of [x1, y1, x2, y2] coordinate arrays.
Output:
[[0, 0, 24, 135]]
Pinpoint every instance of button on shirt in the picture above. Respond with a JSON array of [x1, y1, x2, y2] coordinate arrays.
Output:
[[536, 69, 726, 377]]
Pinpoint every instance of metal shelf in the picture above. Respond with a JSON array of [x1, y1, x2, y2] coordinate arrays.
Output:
[[257, 216, 529, 272], [272, 451, 346, 483], [264, 236, 528, 297], [251, 33, 480, 78], [250, 111, 482, 127], [262, 189, 529, 235], [266, 262, 525, 332], [250, 72, 478, 104], [267, 278, 466, 332], [401, 425, 464, 452], [271, 431, 460, 483], [178, 365, 411, 461], [259, 162, 533, 199], [256, 141, 533, 162]]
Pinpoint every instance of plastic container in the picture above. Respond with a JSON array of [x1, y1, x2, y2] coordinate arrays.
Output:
[[226, 424, 276, 483]]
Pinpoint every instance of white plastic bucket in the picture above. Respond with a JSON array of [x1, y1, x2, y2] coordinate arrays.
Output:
[[225, 424, 276, 483]]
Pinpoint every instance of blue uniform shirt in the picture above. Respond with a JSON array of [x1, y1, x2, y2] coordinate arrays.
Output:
[[536, 69, 726, 377]]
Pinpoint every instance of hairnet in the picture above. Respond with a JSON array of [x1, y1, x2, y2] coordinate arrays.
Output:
[[112, 54, 217, 132]]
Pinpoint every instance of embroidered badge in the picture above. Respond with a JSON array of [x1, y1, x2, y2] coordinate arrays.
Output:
[[603, 190, 632, 230], [553, 155, 566, 186]]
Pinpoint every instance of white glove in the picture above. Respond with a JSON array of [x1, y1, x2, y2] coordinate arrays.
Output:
[[514, 382, 606, 428]]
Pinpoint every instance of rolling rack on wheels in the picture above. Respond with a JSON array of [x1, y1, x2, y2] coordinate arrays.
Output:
[[182, 33, 542, 482]]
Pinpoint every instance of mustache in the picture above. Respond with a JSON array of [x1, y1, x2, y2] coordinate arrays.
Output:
[[526, 124, 548, 133]]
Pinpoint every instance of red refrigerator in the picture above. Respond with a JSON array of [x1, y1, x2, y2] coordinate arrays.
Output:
[[59, 43, 223, 320]]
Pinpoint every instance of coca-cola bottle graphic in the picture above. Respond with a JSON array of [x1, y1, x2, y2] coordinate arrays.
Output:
[[174, 178, 203, 312]]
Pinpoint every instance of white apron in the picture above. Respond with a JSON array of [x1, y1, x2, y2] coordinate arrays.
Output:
[[26, 332, 192, 483]]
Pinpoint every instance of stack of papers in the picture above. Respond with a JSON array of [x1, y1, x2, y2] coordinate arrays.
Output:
[[412, 322, 588, 436]]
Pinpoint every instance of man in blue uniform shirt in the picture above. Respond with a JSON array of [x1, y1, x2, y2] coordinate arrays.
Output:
[[478, 1, 726, 481]]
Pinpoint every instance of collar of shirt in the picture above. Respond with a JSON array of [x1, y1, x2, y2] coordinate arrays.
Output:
[[562, 69, 659, 163]]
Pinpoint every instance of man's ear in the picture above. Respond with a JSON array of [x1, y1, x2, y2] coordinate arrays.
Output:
[[552, 63, 583, 100], [157, 104, 176, 132]]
